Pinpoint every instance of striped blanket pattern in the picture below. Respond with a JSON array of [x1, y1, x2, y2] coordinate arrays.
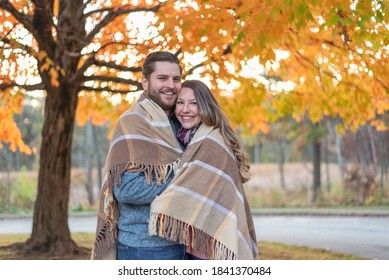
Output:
[[149, 124, 258, 260], [91, 93, 183, 259]]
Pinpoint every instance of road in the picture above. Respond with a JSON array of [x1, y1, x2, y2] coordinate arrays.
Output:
[[1, 211, 389, 260], [0, 213, 97, 235], [254, 215, 389, 260]]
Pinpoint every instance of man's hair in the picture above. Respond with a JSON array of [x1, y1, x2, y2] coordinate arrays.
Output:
[[142, 51, 182, 79]]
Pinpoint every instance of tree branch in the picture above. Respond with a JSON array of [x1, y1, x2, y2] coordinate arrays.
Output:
[[83, 2, 166, 48], [80, 85, 138, 95], [0, 0, 34, 31], [181, 43, 232, 79], [0, 36, 34, 54], [71, 46, 142, 85], [0, 80, 44, 91], [83, 74, 142, 88], [294, 51, 367, 93], [84, 0, 94, 6], [183, 62, 204, 79], [30, 0, 56, 58], [307, 37, 388, 91], [94, 60, 142, 73], [69, 56, 96, 84]]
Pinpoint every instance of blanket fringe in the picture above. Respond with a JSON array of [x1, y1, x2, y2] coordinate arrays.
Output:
[[110, 159, 181, 189], [94, 159, 181, 259], [104, 160, 181, 220], [91, 221, 117, 259], [149, 212, 236, 260]]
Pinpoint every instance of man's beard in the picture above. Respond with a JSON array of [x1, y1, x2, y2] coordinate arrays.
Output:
[[146, 88, 176, 111]]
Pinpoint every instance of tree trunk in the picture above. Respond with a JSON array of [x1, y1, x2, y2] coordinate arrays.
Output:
[[324, 135, 331, 192], [277, 138, 286, 189], [5, 148, 12, 211], [355, 129, 368, 169], [335, 129, 344, 179], [254, 135, 261, 163], [92, 124, 103, 195], [367, 126, 377, 166], [85, 119, 95, 205], [24, 85, 82, 257], [20, 0, 87, 257], [312, 138, 321, 203], [379, 131, 388, 190]]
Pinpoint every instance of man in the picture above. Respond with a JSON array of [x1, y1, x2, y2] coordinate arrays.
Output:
[[91, 51, 185, 260]]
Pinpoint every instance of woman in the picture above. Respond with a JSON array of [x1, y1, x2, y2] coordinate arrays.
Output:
[[149, 80, 258, 260]]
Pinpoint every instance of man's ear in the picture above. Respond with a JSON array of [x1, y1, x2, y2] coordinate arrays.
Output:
[[141, 77, 148, 91]]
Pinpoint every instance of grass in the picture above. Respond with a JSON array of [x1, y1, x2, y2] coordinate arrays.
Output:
[[0, 233, 362, 260], [245, 183, 389, 209], [246, 163, 389, 209], [259, 241, 361, 260]]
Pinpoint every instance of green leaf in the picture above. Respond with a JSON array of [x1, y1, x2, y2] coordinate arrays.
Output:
[[236, 31, 245, 42], [326, 14, 341, 26], [356, 20, 366, 31], [341, 17, 353, 27], [375, 10, 384, 21]]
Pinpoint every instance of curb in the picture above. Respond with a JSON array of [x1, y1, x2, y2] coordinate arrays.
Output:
[[251, 209, 389, 217], [2, 209, 389, 219], [0, 211, 97, 220]]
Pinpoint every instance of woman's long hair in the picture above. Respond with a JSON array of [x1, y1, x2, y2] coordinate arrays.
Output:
[[181, 80, 251, 183]]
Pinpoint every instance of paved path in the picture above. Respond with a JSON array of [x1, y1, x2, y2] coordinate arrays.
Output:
[[254, 215, 389, 260], [1, 210, 389, 260], [0, 213, 97, 235]]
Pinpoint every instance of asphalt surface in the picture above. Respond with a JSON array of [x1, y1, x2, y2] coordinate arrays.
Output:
[[253, 211, 389, 260], [1, 209, 389, 260]]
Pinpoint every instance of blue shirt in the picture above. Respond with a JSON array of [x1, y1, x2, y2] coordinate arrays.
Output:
[[113, 114, 184, 248], [114, 171, 177, 247]]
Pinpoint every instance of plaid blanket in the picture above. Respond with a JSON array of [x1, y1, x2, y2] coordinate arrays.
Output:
[[149, 124, 258, 260], [91, 93, 183, 259]]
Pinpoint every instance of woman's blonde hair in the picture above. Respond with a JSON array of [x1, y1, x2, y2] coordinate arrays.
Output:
[[181, 80, 251, 183]]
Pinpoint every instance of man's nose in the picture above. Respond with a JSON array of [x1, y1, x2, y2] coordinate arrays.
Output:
[[165, 78, 175, 88]]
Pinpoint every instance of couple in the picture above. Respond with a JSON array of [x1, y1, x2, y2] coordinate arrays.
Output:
[[91, 51, 258, 260]]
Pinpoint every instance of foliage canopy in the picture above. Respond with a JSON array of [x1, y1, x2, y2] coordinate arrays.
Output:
[[1, 0, 388, 152]]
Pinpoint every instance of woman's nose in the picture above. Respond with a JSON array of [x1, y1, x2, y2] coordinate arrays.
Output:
[[182, 103, 190, 112]]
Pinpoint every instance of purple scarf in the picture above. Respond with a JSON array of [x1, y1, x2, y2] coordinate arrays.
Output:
[[176, 123, 201, 149]]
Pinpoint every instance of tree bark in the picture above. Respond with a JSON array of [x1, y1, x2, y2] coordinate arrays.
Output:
[[254, 135, 261, 163], [312, 137, 321, 203], [24, 85, 82, 257], [355, 129, 369, 169], [335, 128, 344, 178], [367, 125, 378, 166], [277, 138, 286, 189], [379, 130, 388, 190], [85, 119, 95, 205], [23, 0, 86, 257], [92, 124, 103, 195], [324, 134, 331, 192]]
